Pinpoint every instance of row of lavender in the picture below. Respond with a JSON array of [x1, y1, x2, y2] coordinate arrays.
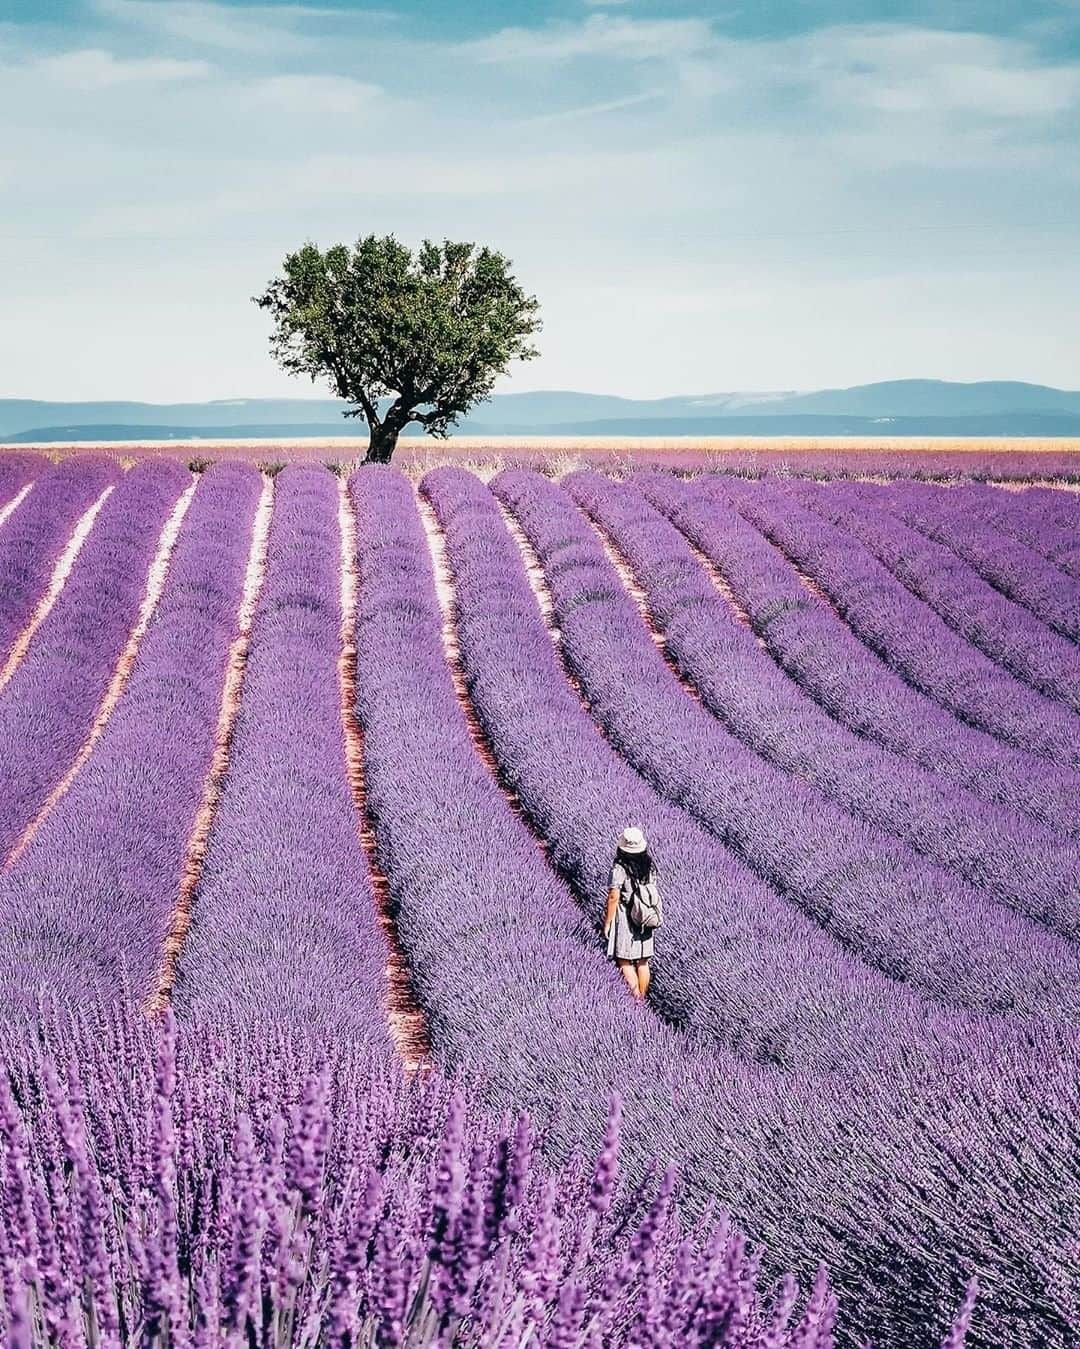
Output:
[[639, 477, 1080, 836], [0, 460, 1073, 1342], [0, 461, 255, 1010], [0, 455, 1067, 1030], [423, 467, 983, 1067]]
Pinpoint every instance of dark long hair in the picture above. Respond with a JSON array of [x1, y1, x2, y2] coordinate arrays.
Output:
[[616, 846, 654, 884]]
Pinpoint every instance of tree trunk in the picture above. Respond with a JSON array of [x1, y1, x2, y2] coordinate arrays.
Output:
[[363, 419, 399, 465]]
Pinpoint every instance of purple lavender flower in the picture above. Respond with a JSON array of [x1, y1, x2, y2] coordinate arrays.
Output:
[[589, 1097, 622, 1217]]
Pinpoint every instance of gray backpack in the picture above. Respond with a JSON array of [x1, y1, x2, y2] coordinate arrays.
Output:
[[627, 872, 663, 932]]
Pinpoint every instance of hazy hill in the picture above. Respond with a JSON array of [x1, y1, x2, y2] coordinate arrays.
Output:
[[3, 380, 1080, 440], [744, 380, 1080, 419]]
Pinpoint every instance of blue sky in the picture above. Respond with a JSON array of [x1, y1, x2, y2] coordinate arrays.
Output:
[[2, 0, 1079, 400]]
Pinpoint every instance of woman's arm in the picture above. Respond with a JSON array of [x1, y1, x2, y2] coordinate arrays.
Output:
[[603, 888, 620, 938]]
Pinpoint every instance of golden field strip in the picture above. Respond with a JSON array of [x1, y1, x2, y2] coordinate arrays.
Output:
[[4, 435, 1080, 453]]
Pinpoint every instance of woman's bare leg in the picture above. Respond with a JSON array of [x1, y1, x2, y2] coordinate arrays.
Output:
[[636, 960, 651, 998], [616, 959, 641, 997]]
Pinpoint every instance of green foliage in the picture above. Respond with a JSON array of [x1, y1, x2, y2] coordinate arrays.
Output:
[[187, 456, 213, 474], [255, 235, 541, 461]]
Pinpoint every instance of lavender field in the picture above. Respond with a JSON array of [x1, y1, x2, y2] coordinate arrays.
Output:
[[0, 448, 1076, 1348]]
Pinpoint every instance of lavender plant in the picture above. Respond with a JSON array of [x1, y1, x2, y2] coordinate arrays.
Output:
[[0, 453, 43, 503], [900, 482, 1080, 580], [1019, 484, 1080, 529], [0, 1005, 888, 1348], [863, 479, 1080, 644]]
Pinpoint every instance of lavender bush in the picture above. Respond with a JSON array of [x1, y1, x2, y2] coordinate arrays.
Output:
[[566, 470, 1080, 942], [0, 465, 261, 1016], [716, 477, 1080, 768], [173, 467, 392, 1044], [0, 457, 120, 666], [804, 479, 1080, 705], [639, 472, 1080, 838], [0, 461, 192, 862], [1018, 484, 1080, 528]]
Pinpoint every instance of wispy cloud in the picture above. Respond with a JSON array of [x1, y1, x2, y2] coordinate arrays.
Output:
[[462, 12, 1080, 126], [92, 0, 363, 54], [245, 73, 381, 116], [462, 14, 714, 65], [794, 25, 1080, 118], [515, 88, 665, 126], [35, 47, 212, 88]]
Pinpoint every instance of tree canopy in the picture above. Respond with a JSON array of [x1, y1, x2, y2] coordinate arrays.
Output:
[[255, 235, 542, 462]]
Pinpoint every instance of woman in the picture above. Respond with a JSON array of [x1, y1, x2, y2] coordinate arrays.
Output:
[[603, 826, 658, 999]]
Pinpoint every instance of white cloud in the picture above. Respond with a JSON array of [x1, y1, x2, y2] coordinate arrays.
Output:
[[245, 73, 381, 116], [463, 14, 714, 65], [92, 0, 349, 55], [290, 146, 669, 199], [466, 15, 1080, 125], [35, 47, 212, 88], [516, 88, 665, 126], [794, 25, 1080, 119]]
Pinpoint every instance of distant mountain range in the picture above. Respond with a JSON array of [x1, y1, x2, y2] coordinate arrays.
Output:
[[4, 380, 1080, 441]]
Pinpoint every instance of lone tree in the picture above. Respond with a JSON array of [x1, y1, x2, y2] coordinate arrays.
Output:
[[255, 235, 542, 463]]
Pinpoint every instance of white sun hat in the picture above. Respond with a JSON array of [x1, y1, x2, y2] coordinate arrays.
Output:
[[619, 826, 648, 853]]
